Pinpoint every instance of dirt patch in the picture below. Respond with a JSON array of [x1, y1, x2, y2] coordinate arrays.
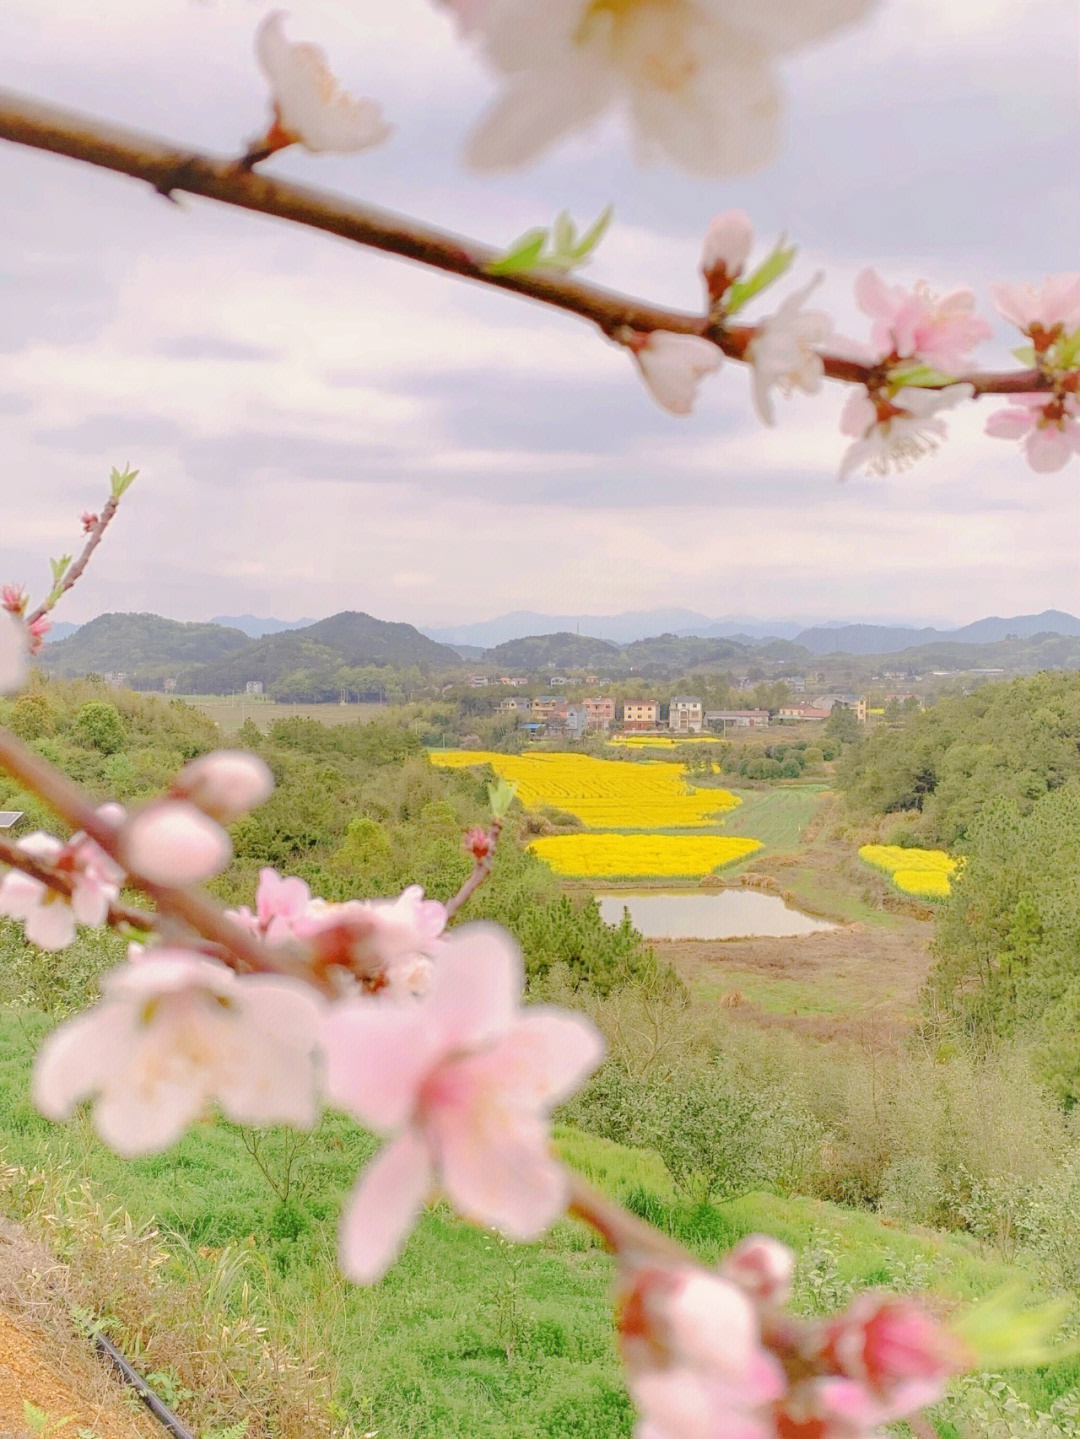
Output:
[[656, 915, 934, 1048], [0, 1220, 157, 1439]]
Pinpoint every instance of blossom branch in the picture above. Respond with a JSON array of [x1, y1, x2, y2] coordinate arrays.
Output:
[[26, 488, 127, 628], [0, 724, 332, 988], [0, 832, 155, 932], [565, 1170, 687, 1265], [0, 90, 1049, 399], [444, 818, 501, 921]]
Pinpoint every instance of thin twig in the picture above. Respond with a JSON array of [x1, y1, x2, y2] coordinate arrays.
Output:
[[445, 818, 502, 921], [0, 89, 1049, 397], [26, 493, 123, 627], [565, 1170, 686, 1264]]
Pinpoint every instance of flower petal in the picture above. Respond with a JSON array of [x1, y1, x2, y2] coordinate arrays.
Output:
[[339, 1128, 432, 1283]]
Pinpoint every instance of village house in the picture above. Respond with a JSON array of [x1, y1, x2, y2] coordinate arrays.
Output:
[[583, 696, 616, 729], [547, 702, 589, 739], [706, 709, 771, 730], [468, 674, 489, 687], [621, 699, 660, 731], [669, 695, 704, 733], [245, 680, 264, 695], [529, 696, 559, 723], [813, 693, 868, 723], [778, 704, 832, 722], [497, 695, 533, 715]]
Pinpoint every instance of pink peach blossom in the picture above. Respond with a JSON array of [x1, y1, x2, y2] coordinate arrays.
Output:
[[1, 585, 25, 615], [320, 922, 603, 1281], [630, 331, 722, 415], [254, 11, 391, 156], [992, 274, 1080, 340], [295, 883, 447, 993], [230, 866, 314, 943], [854, 269, 991, 373], [824, 1293, 974, 1403], [985, 391, 1080, 471], [26, 614, 50, 655], [33, 950, 324, 1155]]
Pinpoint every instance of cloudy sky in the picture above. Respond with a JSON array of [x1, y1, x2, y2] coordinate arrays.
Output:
[[1, 0, 1078, 633]]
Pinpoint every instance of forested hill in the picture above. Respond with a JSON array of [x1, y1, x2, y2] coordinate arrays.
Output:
[[486, 632, 622, 670], [839, 669, 1080, 845], [36, 610, 462, 692], [795, 609, 1080, 655], [39, 613, 250, 680]]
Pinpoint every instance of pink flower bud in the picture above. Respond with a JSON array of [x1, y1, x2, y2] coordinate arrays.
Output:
[[80, 511, 100, 533], [701, 211, 753, 301], [721, 1234, 796, 1306], [27, 614, 51, 655], [463, 825, 492, 861], [122, 801, 232, 886], [169, 751, 274, 824], [824, 1294, 971, 1399], [1, 585, 26, 615]]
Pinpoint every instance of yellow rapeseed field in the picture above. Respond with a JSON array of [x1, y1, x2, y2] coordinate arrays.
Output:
[[858, 844, 957, 898], [528, 833, 762, 878], [429, 750, 739, 828]]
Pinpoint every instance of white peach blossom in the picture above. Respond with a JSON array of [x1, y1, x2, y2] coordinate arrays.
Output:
[[254, 11, 391, 156], [631, 332, 722, 415], [701, 210, 754, 300], [459, 0, 879, 178], [0, 830, 120, 951], [838, 385, 972, 481], [320, 923, 603, 1281], [33, 950, 324, 1155], [746, 273, 832, 424], [295, 883, 447, 993], [986, 391, 1080, 472]]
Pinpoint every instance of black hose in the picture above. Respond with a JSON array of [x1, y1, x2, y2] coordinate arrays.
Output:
[[91, 1330, 199, 1439]]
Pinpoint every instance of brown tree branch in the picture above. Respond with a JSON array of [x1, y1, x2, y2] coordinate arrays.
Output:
[[26, 491, 125, 628], [0, 724, 334, 990], [0, 89, 1049, 397]]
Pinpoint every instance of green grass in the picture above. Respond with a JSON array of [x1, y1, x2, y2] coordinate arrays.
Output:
[[716, 784, 829, 852], [693, 968, 853, 1016], [1, 1006, 1077, 1436]]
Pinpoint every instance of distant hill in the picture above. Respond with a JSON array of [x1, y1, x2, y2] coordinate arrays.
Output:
[[210, 614, 319, 638], [39, 613, 250, 679], [486, 632, 623, 671], [795, 611, 1080, 656], [290, 613, 461, 668], [41, 621, 81, 644], [427, 608, 717, 648]]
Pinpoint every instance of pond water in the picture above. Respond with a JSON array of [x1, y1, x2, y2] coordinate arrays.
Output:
[[595, 889, 836, 940]]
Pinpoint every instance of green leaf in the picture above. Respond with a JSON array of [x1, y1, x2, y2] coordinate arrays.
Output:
[[485, 230, 548, 277], [109, 464, 138, 498], [724, 239, 797, 317], [49, 554, 71, 584], [952, 1284, 1078, 1370], [488, 778, 517, 819], [570, 203, 613, 261], [1011, 343, 1037, 366], [887, 363, 955, 390], [551, 210, 575, 255]]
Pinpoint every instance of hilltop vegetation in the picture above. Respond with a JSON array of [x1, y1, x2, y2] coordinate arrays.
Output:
[[40, 612, 250, 681]]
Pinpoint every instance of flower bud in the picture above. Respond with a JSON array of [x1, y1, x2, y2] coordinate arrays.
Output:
[[169, 751, 274, 824], [701, 210, 753, 301], [123, 801, 232, 886], [721, 1234, 796, 1306]]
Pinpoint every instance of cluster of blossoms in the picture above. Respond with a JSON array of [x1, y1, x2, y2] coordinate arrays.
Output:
[[619, 1237, 970, 1438], [2, 585, 49, 654], [985, 276, 1080, 471]]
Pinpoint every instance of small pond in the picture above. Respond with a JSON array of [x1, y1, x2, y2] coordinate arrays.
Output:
[[595, 889, 836, 940]]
